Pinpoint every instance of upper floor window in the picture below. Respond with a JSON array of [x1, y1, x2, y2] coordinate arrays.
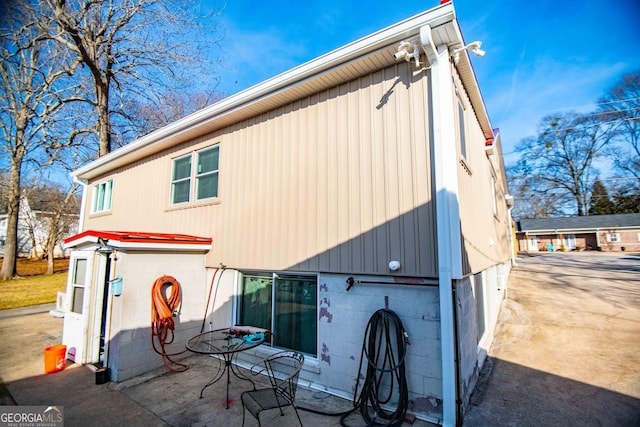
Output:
[[91, 180, 113, 213], [171, 145, 219, 205], [457, 100, 467, 159]]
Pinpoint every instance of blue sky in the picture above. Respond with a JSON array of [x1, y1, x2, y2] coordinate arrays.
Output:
[[210, 0, 640, 165]]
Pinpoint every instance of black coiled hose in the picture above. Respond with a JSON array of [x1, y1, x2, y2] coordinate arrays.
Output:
[[299, 308, 410, 426], [348, 308, 409, 426]]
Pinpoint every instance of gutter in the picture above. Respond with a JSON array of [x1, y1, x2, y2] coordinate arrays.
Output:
[[72, 175, 88, 232]]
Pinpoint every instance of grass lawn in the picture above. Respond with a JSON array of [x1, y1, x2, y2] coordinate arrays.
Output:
[[0, 273, 68, 310], [0, 258, 69, 310]]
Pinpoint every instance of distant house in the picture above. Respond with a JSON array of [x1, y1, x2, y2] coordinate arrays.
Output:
[[0, 194, 79, 258], [516, 213, 640, 252], [61, 2, 514, 425]]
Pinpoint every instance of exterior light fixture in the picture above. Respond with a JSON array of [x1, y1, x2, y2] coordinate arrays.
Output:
[[452, 41, 485, 64], [393, 41, 421, 67]]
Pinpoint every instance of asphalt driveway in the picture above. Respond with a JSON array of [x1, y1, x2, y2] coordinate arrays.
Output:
[[463, 252, 640, 426]]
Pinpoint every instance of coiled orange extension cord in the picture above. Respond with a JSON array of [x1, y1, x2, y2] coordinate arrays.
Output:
[[151, 275, 188, 372]]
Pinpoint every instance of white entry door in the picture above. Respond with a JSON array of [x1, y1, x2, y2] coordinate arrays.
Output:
[[62, 250, 95, 363]]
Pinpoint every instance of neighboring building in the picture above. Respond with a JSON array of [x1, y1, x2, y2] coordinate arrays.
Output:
[[0, 194, 79, 258], [62, 2, 513, 425], [516, 213, 640, 252]]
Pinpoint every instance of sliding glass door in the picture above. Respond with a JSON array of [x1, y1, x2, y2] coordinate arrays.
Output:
[[239, 273, 317, 355]]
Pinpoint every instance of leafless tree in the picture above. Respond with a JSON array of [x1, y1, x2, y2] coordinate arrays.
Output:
[[120, 90, 223, 140], [43, 0, 223, 156], [508, 112, 616, 218], [1, 0, 221, 279], [0, 1, 80, 280], [598, 71, 640, 192], [506, 161, 565, 219], [17, 180, 80, 271], [35, 183, 80, 274]]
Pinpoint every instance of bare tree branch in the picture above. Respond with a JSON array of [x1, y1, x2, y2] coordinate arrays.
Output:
[[0, 0, 80, 279], [43, 0, 223, 156], [598, 71, 640, 189], [508, 111, 614, 218]]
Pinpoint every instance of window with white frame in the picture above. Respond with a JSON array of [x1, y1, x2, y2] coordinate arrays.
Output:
[[457, 100, 467, 159], [238, 272, 317, 355], [70, 258, 87, 314], [91, 180, 113, 213], [606, 233, 620, 243], [171, 145, 219, 204]]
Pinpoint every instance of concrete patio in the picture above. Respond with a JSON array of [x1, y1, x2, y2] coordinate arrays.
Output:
[[0, 307, 435, 426]]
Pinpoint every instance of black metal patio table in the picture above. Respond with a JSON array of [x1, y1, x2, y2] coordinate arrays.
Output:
[[186, 327, 269, 408]]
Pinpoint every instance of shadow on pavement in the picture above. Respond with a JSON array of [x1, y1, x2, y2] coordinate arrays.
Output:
[[465, 356, 640, 427]]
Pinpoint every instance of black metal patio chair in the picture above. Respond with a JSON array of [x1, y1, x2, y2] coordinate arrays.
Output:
[[241, 350, 305, 426]]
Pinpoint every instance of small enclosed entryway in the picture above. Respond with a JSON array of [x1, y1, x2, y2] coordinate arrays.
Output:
[[62, 249, 110, 364], [62, 230, 212, 379]]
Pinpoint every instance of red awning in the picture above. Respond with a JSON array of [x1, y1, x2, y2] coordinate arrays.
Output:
[[64, 230, 212, 251]]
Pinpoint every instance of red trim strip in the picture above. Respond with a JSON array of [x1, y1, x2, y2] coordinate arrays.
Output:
[[64, 230, 212, 245]]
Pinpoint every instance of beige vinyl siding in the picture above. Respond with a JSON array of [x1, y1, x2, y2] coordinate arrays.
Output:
[[82, 62, 438, 277], [452, 68, 511, 275]]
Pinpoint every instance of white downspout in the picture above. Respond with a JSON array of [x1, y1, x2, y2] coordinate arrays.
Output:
[[72, 175, 88, 233], [430, 42, 462, 427]]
